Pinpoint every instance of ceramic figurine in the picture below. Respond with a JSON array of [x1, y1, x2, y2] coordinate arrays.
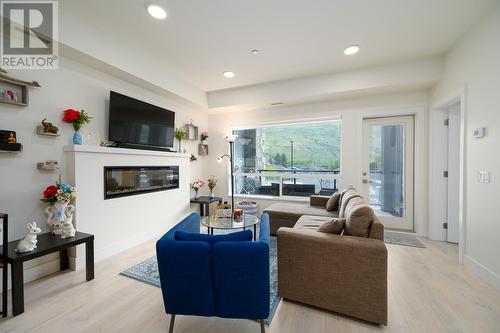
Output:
[[41, 118, 59, 134], [15, 222, 42, 253], [61, 205, 76, 239]]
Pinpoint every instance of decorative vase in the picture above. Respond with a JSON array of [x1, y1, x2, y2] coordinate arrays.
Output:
[[208, 188, 214, 199], [202, 139, 208, 145], [194, 189, 199, 199], [73, 130, 82, 145], [45, 201, 74, 235], [177, 139, 182, 153]]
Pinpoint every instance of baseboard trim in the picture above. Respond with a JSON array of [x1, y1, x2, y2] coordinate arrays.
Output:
[[0, 258, 61, 291], [463, 254, 500, 292]]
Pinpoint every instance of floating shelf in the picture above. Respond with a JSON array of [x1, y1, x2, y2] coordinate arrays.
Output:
[[36, 126, 60, 137], [0, 142, 22, 153], [0, 97, 27, 107]]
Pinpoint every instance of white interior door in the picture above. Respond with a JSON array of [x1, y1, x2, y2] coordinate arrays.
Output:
[[446, 104, 460, 243], [362, 116, 414, 230]]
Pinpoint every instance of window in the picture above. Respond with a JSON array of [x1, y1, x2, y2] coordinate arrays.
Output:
[[232, 121, 341, 198]]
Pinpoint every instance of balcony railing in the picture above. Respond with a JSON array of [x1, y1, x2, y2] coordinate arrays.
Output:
[[233, 169, 340, 198]]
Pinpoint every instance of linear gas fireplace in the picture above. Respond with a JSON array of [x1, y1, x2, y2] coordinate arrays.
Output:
[[104, 166, 179, 199]]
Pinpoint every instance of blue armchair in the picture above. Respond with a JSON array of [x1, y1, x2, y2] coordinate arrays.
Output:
[[156, 212, 270, 333]]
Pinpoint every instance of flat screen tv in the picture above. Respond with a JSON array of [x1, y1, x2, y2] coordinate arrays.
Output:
[[109, 91, 175, 149]]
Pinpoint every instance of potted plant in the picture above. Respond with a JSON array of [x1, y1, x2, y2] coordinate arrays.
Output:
[[174, 127, 186, 153], [63, 109, 92, 145], [41, 182, 76, 234], [191, 179, 205, 199]]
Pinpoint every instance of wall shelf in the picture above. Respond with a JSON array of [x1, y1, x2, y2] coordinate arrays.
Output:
[[36, 126, 60, 137], [0, 143, 22, 153], [0, 98, 27, 107]]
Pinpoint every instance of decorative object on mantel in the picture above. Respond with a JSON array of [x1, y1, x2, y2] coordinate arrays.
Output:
[[191, 179, 205, 199], [174, 127, 187, 153], [190, 153, 197, 162], [15, 222, 42, 253], [0, 69, 41, 107], [62, 109, 92, 145], [41, 180, 76, 235], [208, 175, 217, 199], [200, 131, 208, 145], [37, 118, 59, 136], [0, 130, 22, 152], [37, 160, 59, 171], [184, 121, 199, 141], [198, 143, 208, 156]]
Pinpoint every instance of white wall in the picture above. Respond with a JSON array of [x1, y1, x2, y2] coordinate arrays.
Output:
[[208, 91, 429, 235], [0, 55, 208, 286], [431, 4, 500, 291]]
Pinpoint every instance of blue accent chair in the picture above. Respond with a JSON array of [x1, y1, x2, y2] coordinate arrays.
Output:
[[156, 212, 270, 333]]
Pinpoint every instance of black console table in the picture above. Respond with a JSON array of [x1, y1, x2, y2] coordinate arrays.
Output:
[[0, 231, 94, 316], [190, 196, 222, 216]]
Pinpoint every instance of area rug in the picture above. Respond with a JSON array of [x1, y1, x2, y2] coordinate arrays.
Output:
[[120, 236, 280, 325], [384, 231, 425, 248]]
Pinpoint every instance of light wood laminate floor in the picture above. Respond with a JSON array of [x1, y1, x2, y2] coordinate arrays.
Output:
[[1, 237, 499, 333]]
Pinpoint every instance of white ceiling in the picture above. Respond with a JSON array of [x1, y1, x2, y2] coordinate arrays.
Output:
[[61, 0, 498, 92]]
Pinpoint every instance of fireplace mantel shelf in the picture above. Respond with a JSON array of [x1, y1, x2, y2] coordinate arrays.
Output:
[[63, 145, 190, 158]]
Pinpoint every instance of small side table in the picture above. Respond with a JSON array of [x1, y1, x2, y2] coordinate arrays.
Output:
[[190, 196, 222, 216], [0, 231, 94, 316]]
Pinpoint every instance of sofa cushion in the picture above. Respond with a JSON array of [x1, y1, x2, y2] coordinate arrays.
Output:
[[317, 218, 346, 234], [339, 189, 362, 218], [175, 230, 252, 245], [344, 197, 374, 238], [293, 215, 335, 230], [265, 203, 339, 218], [325, 192, 341, 211]]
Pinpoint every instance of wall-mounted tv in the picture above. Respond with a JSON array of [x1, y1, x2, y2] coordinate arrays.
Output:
[[109, 91, 175, 149]]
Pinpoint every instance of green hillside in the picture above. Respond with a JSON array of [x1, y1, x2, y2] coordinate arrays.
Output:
[[260, 122, 341, 171]]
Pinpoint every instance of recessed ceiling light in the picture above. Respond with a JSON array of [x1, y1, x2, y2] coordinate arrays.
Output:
[[344, 45, 360, 55], [251, 49, 259, 55], [223, 71, 235, 78], [147, 4, 167, 19]]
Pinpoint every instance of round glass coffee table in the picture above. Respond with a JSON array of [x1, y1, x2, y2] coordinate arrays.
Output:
[[201, 214, 260, 240]]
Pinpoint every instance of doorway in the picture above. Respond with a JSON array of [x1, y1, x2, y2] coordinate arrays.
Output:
[[362, 116, 414, 231]]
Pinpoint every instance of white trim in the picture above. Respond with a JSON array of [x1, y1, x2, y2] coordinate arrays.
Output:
[[464, 255, 500, 292], [229, 116, 342, 130], [429, 85, 466, 264]]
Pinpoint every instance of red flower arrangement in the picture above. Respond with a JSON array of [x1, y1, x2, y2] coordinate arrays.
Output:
[[62, 108, 92, 131], [43, 185, 59, 199]]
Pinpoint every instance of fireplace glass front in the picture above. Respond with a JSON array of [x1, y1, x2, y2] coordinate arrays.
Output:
[[104, 166, 179, 199]]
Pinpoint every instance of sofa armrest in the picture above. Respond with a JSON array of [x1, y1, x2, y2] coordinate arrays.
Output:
[[277, 228, 387, 325], [309, 195, 330, 207]]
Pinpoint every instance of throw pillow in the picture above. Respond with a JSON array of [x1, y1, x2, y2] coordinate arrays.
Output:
[[175, 230, 252, 245], [344, 203, 374, 238], [325, 192, 341, 211], [339, 189, 363, 218], [317, 218, 346, 234]]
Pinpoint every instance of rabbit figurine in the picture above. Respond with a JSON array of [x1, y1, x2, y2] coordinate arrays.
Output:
[[61, 205, 76, 239], [16, 222, 42, 253]]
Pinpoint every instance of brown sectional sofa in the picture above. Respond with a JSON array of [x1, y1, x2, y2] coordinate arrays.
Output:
[[268, 188, 388, 325]]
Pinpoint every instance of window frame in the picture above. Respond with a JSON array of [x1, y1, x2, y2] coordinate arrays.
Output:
[[229, 119, 342, 199]]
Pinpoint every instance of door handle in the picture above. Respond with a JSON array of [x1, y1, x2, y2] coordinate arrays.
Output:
[[362, 179, 368, 184], [362, 172, 367, 176]]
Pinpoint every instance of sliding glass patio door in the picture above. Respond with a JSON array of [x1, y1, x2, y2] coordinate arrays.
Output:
[[362, 116, 414, 230]]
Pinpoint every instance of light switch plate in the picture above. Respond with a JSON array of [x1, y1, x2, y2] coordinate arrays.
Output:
[[478, 171, 490, 183]]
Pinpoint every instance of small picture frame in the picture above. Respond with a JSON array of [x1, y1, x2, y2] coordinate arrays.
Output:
[[198, 143, 208, 156], [184, 123, 199, 141]]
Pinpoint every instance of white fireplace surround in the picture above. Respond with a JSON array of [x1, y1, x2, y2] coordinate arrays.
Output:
[[64, 145, 191, 269]]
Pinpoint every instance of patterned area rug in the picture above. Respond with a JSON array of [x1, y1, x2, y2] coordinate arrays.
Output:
[[384, 231, 425, 248], [120, 236, 280, 325]]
